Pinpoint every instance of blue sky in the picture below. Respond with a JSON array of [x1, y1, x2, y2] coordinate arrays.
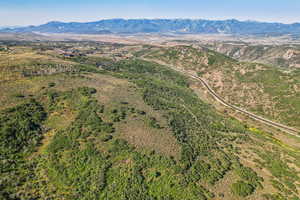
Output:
[[1, 0, 300, 26]]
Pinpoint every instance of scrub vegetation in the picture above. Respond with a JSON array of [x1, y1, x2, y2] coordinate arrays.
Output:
[[0, 41, 299, 200]]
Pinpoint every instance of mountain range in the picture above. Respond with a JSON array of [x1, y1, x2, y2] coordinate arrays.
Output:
[[0, 25, 21, 30], [2, 19, 300, 35]]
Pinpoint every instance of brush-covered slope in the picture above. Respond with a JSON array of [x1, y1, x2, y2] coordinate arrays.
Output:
[[1, 42, 300, 200], [206, 43, 300, 68], [143, 45, 300, 129]]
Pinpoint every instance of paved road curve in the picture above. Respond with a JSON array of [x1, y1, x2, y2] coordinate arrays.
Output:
[[143, 58, 300, 138], [175, 68, 300, 138]]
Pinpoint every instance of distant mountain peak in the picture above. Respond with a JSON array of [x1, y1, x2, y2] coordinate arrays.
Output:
[[2, 18, 300, 35]]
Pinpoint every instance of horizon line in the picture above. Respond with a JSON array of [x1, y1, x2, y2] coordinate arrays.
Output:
[[3, 17, 300, 27]]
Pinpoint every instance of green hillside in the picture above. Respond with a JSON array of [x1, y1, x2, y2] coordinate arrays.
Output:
[[144, 45, 300, 129], [0, 42, 300, 200]]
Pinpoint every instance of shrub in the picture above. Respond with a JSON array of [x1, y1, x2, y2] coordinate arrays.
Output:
[[137, 110, 146, 115], [48, 82, 56, 87], [235, 166, 262, 187], [14, 93, 25, 98], [148, 117, 161, 129], [78, 87, 97, 96], [231, 181, 255, 197], [101, 134, 113, 142]]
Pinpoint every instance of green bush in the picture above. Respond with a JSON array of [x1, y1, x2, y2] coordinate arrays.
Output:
[[48, 82, 56, 87], [235, 166, 262, 187], [78, 86, 97, 96], [14, 93, 25, 98], [0, 99, 47, 154], [231, 181, 255, 197], [148, 117, 161, 129]]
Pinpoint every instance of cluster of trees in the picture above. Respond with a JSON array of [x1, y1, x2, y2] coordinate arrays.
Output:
[[105, 59, 260, 197], [0, 99, 46, 155], [0, 99, 47, 199], [230, 166, 263, 196], [28, 88, 116, 199]]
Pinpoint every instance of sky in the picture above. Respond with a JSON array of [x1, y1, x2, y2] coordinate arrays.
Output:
[[0, 0, 300, 26]]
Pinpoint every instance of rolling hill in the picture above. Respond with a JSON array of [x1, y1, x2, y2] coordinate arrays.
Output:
[[0, 41, 299, 200]]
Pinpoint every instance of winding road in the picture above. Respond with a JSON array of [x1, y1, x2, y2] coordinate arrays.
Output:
[[144, 58, 300, 138]]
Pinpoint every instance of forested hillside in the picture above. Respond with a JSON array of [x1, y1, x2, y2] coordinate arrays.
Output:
[[0, 42, 299, 200]]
